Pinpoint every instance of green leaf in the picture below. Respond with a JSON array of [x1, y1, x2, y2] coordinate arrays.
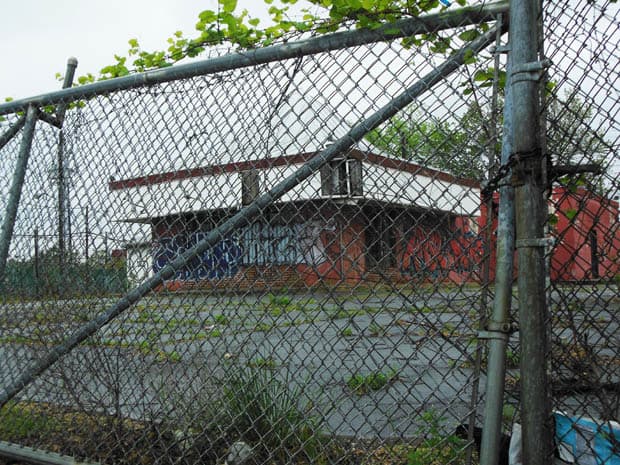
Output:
[[462, 49, 476, 65], [474, 68, 493, 82], [458, 29, 481, 42], [198, 9, 217, 22], [220, 0, 237, 13], [548, 214, 559, 226], [565, 209, 578, 220]]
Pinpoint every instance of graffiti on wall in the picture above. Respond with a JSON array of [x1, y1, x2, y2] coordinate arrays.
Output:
[[240, 222, 327, 266], [401, 226, 482, 278], [153, 233, 242, 280], [153, 220, 328, 280]]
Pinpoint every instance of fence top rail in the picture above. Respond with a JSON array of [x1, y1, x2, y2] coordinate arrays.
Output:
[[0, 0, 508, 117]]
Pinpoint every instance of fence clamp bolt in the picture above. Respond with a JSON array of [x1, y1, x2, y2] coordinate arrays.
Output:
[[491, 44, 511, 54], [515, 237, 555, 249], [478, 320, 514, 341], [511, 59, 552, 84]]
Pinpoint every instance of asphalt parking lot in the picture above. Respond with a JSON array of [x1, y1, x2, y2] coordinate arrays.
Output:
[[0, 284, 618, 438]]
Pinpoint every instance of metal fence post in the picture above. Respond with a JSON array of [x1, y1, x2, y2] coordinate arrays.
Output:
[[56, 57, 78, 281], [479, 51, 515, 465], [509, 0, 553, 462], [468, 16, 507, 465], [0, 105, 38, 284]]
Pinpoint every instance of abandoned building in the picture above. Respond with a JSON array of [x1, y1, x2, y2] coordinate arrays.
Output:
[[110, 148, 482, 290]]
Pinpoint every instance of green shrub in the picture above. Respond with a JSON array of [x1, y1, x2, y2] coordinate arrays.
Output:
[[220, 366, 323, 462]]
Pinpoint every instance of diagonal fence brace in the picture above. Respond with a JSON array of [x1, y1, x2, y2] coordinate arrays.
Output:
[[0, 116, 27, 152], [0, 106, 38, 285], [0, 25, 502, 408]]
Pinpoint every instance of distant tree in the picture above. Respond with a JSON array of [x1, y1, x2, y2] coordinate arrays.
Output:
[[546, 91, 611, 171], [365, 90, 613, 190], [365, 107, 488, 180]]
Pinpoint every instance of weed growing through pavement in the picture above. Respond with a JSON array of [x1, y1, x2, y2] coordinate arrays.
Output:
[[407, 409, 469, 465], [346, 368, 398, 395], [220, 366, 324, 462]]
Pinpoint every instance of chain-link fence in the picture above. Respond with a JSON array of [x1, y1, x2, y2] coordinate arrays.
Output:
[[542, 0, 620, 463], [0, 1, 617, 464]]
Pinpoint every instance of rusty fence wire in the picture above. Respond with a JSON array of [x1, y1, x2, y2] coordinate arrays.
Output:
[[0, 0, 617, 464]]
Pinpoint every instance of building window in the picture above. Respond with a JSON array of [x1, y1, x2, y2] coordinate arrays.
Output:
[[320, 158, 363, 196]]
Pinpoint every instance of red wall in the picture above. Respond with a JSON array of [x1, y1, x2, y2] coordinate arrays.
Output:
[[550, 187, 619, 281], [479, 187, 619, 282], [149, 207, 485, 291]]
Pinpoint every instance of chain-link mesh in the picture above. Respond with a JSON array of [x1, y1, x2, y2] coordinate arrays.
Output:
[[541, 0, 620, 463], [0, 1, 617, 464]]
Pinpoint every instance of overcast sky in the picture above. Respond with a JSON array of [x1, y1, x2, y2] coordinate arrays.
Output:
[[0, 0, 276, 100]]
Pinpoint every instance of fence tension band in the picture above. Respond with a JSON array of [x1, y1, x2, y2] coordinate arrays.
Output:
[[511, 59, 552, 84], [493, 44, 511, 54], [478, 321, 514, 342]]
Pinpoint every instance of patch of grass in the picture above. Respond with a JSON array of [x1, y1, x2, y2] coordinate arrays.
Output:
[[247, 357, 277, 369], [340, 327, 354, 337], [0, 401, 183, 465], [213, 314, 229, 325], [209, 329, 223, 338], [254, 322, 274, 332], [0, 402, 59, 438], [411, 306, 433, 314], [131, 310, 164, 325], [440, 322, 458, 337], [346, 368, 398, 395], [0, 335, 36, 345], [506, 349, 520, 368], [269, 306, 284, 317], [157, 350, 182, 363], [368, 322, 388, 337], [268, 293, 292, 307], [407, 410, 469, 465], [326, 307, 366, 321], [502, 403, 517, 424]]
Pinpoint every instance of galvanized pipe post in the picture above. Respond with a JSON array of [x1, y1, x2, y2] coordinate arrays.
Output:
[[510, 0, 553, 462], [0, 105, 38, 284], [56, 57, 78, 281], [479, 51, 515, 465], [467, 15, 506, 465]]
